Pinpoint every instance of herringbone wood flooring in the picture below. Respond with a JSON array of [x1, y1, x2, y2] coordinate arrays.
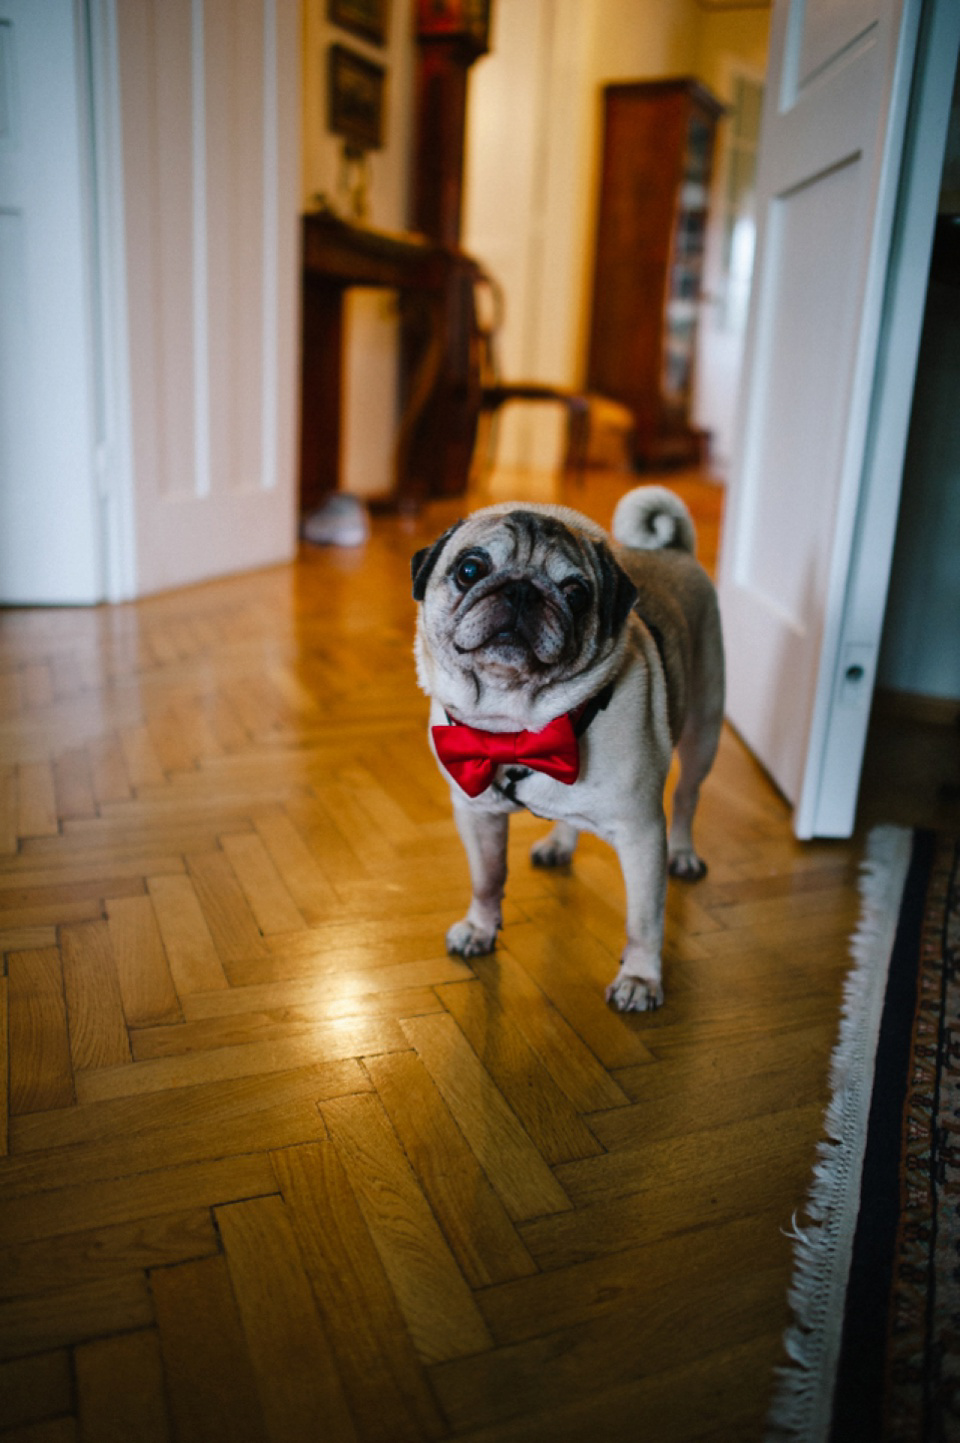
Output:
[[0, 467, 867, 1442]]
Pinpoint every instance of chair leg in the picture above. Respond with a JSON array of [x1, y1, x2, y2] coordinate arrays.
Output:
[[471, 407, 500, 486]]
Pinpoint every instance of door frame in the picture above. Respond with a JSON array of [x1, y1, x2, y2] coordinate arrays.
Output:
[[85, 0, 138, 602]]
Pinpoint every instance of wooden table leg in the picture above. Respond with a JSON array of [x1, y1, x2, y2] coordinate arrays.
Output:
[[299, 276, 344, 515]]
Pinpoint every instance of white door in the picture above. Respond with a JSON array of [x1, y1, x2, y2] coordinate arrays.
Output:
[[0, 0, 103, 604], [718, 0, 959, 837], [110, 0, 299, 597]]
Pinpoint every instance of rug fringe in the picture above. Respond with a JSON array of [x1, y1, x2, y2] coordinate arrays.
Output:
[[765, 824, 913, 1443]]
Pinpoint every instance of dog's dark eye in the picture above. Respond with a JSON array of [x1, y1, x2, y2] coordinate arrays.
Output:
[[454, 552, 491, 590], [561, 578, 591, 615]]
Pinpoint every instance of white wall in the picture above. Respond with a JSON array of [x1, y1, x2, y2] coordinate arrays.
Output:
[[300, 0, 414, 499], [462, 0, 595, 468], [693, 14, 769, 474]]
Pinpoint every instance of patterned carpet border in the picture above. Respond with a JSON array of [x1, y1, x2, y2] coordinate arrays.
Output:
[[766, 825, 921, 1442], [858, 829, 960, 1442]]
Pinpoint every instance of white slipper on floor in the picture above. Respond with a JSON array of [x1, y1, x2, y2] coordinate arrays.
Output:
[[301, 494, 371, 547]]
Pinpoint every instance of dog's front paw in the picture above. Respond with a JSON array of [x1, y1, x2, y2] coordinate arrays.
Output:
[[668, 847, 707, 881], [446, 919, 498, 958], [605, 945, 664, 1012], [605, 975, 664, 1012]]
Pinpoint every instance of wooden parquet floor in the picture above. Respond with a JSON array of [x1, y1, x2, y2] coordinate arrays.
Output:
[[0, 466, 867, 1442]]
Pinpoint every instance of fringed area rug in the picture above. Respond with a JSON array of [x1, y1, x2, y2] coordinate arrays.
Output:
[[768, 826, 960, 1443]]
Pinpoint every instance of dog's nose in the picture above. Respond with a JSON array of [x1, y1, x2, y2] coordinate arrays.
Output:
[[502, 580, 538, 615]]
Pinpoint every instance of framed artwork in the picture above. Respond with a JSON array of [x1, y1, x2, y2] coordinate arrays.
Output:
[[328, 0, 388, 47], [328, 44, 386, 152]]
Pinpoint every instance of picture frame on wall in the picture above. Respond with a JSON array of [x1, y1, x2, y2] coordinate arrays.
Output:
[[328, 44, 386, 152], [328, 0, 388, 47]]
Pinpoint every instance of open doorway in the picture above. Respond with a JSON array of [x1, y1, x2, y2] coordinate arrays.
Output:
[[460, 0, 771, 484]]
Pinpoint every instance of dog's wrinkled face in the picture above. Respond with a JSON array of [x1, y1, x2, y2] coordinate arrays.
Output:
[[413, 508, 637, 699]]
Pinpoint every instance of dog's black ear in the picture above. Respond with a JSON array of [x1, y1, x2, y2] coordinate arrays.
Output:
[[592, 540, 638, 641], [411, 520, 464, 601]]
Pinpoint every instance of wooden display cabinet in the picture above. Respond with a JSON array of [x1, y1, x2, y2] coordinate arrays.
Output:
[[586, 78, 725, 469]]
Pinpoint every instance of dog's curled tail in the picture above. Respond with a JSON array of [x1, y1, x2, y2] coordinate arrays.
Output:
[[611, 486, 696, 554]]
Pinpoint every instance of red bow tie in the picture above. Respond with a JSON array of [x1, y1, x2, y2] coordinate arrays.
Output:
[[432, 712, 580, 798]]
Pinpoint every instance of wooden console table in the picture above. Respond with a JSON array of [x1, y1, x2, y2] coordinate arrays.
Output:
[[299, 212, 477, 512]]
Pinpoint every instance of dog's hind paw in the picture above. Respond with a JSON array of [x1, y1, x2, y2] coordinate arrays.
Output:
[[668, 847, 707, 881], [605, 975, 664, 1012], [530, 821, 578, 869], [446, 919, 497, 958], [530, 836, 575, 869]]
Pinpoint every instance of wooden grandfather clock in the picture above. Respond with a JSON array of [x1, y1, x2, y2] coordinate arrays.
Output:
[[400, 0, 492, 501], [412, 0, 492, 245]]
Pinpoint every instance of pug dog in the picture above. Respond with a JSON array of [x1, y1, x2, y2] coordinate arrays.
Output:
[[411, 486, 724, 1012]]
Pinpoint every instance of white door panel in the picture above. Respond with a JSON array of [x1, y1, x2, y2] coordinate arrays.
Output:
[[789, 0, 881, 97], [113, 0, 298, 597], [719, 0, 924, 832], [739, 161, 864, 628]]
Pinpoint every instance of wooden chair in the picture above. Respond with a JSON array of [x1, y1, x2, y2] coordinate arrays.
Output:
[[468, 266, 637, 483]]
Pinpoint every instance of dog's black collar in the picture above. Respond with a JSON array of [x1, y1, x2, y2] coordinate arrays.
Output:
[[574, 613, 668, 733], [572, 615, 666, 737], [571, 680, 614, 738]]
